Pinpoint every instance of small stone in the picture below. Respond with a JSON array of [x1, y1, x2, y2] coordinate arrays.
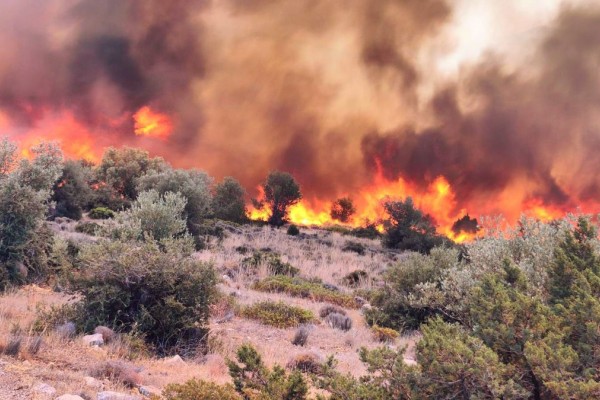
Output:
[[138, 385, 162, 397], [32, 382, 56, 397], [56, 395, 85, 400], [97, 391, 141, 400], [82, 333, 104, 346]]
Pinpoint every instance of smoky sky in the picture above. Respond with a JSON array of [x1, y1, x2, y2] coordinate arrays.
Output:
[[1, 0, 600, 215]]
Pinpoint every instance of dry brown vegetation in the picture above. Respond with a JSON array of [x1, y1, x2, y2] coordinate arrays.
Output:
[[0, 224, 417, 398]]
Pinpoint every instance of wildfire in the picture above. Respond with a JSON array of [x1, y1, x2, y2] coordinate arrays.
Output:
[[133, 106, 173, 140], [249, 173, 479, 243]]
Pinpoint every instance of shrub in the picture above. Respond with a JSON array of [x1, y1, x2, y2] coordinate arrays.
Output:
[[262, 171, 302, 226], [92, 360, 141, 388], [350, 223, 381, 239], [137, 168, 213, 231], [252, 275, 359, 308], [0, 140, 62, 288], [228, 344, 308, 399], [75, 238, 217, 354], [96, 147, 166, 201], [242, 250, 299, 276], [212, 177, 247, 223], [342, 241, 366, 255], [115, 190, 187, 241], [371, 326, 399, 343], [382, 198, 446, 253], [287, 224, 300, 236], [292, 325, 311, 346], [52, 160, 94, 220], [286, 352, 323, 374], [319, 305, 347, 318], [240, 301, 314, 328], [163, 379, 242, 400], [89, 207, 115, 219], [325, 312, 352, 331], [342, 270, 369, 287], [75, 221, 100, 236], [330, 197, 356, 223]]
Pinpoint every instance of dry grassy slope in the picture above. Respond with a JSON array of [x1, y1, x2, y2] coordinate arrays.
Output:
[[0, 223, 418, 398]]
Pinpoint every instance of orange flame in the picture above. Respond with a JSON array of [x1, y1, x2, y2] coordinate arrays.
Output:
[[249, 173, 479, 243], [133, 106, 173, 140]]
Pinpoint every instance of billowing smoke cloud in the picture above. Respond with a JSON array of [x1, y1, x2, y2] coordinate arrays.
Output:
[[1, 0, 600, 220], [362, 7, 600, 217]]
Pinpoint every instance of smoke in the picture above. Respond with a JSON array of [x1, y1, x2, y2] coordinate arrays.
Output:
[[362, 6, 600, 218], [1, 0, 600, 220]]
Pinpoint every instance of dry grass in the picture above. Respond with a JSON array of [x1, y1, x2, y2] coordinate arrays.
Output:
[[0, 225, 417, 398]]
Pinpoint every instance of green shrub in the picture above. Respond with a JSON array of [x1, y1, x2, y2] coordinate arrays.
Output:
[[228, 344, 308, 399], [371, 326, 399, 343], [262, 171, 302, 227], [350, 223, 381, 239], [163, 379, 241, 400], [287, 224, 300, 236], [89, 207, 115, 219], [75, 221, 100, 236], [240, 301, 314, 328], [75, 238, 217, 354], [252, 275, 359, 308], [242, 250, 299, 276], [382, 198, 446, 253], [212, 177, 247, 223], [52, 160, 94, 220]]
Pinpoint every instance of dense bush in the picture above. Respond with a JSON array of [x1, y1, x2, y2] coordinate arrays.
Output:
[[242, 250, 299, 276], [163, 379, 241, 400], [96, 147, 166, 201], [74, 221, 100, 236], [330, 197, 356, 223], [382, 198, 446, 253], [342, 241, 366, 255], [0, 140, 63, 288], [212, 177, 247, 223], [262, 171, 302, 226], [240, 301, 314, 328], [287, 224, 300, 236], [325, 313, 352, 331], [137, 168, 213, 233], [252, 275, 358, 308], [75, 237, 217, 354], [228, 344, 308, 400], [88, 206, 115, 219], [114, 190, 187, 241], [51, 160, 94, 220]]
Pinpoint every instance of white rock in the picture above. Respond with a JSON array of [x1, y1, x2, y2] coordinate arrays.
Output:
[[84, 376, 103, 389], [33, 382, 56, 397], [82, 333, 104, 346], [164, 354, 185, 364], [97, 391, 141, 400], [56, 395, 85, 400], [138, 385, 161, 397]]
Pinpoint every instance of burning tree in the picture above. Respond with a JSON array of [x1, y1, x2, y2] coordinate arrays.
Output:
[[263, 171, 302, 227]]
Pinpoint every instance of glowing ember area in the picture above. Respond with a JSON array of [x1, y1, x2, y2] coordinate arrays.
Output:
[[133, 107, 173, 140]]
